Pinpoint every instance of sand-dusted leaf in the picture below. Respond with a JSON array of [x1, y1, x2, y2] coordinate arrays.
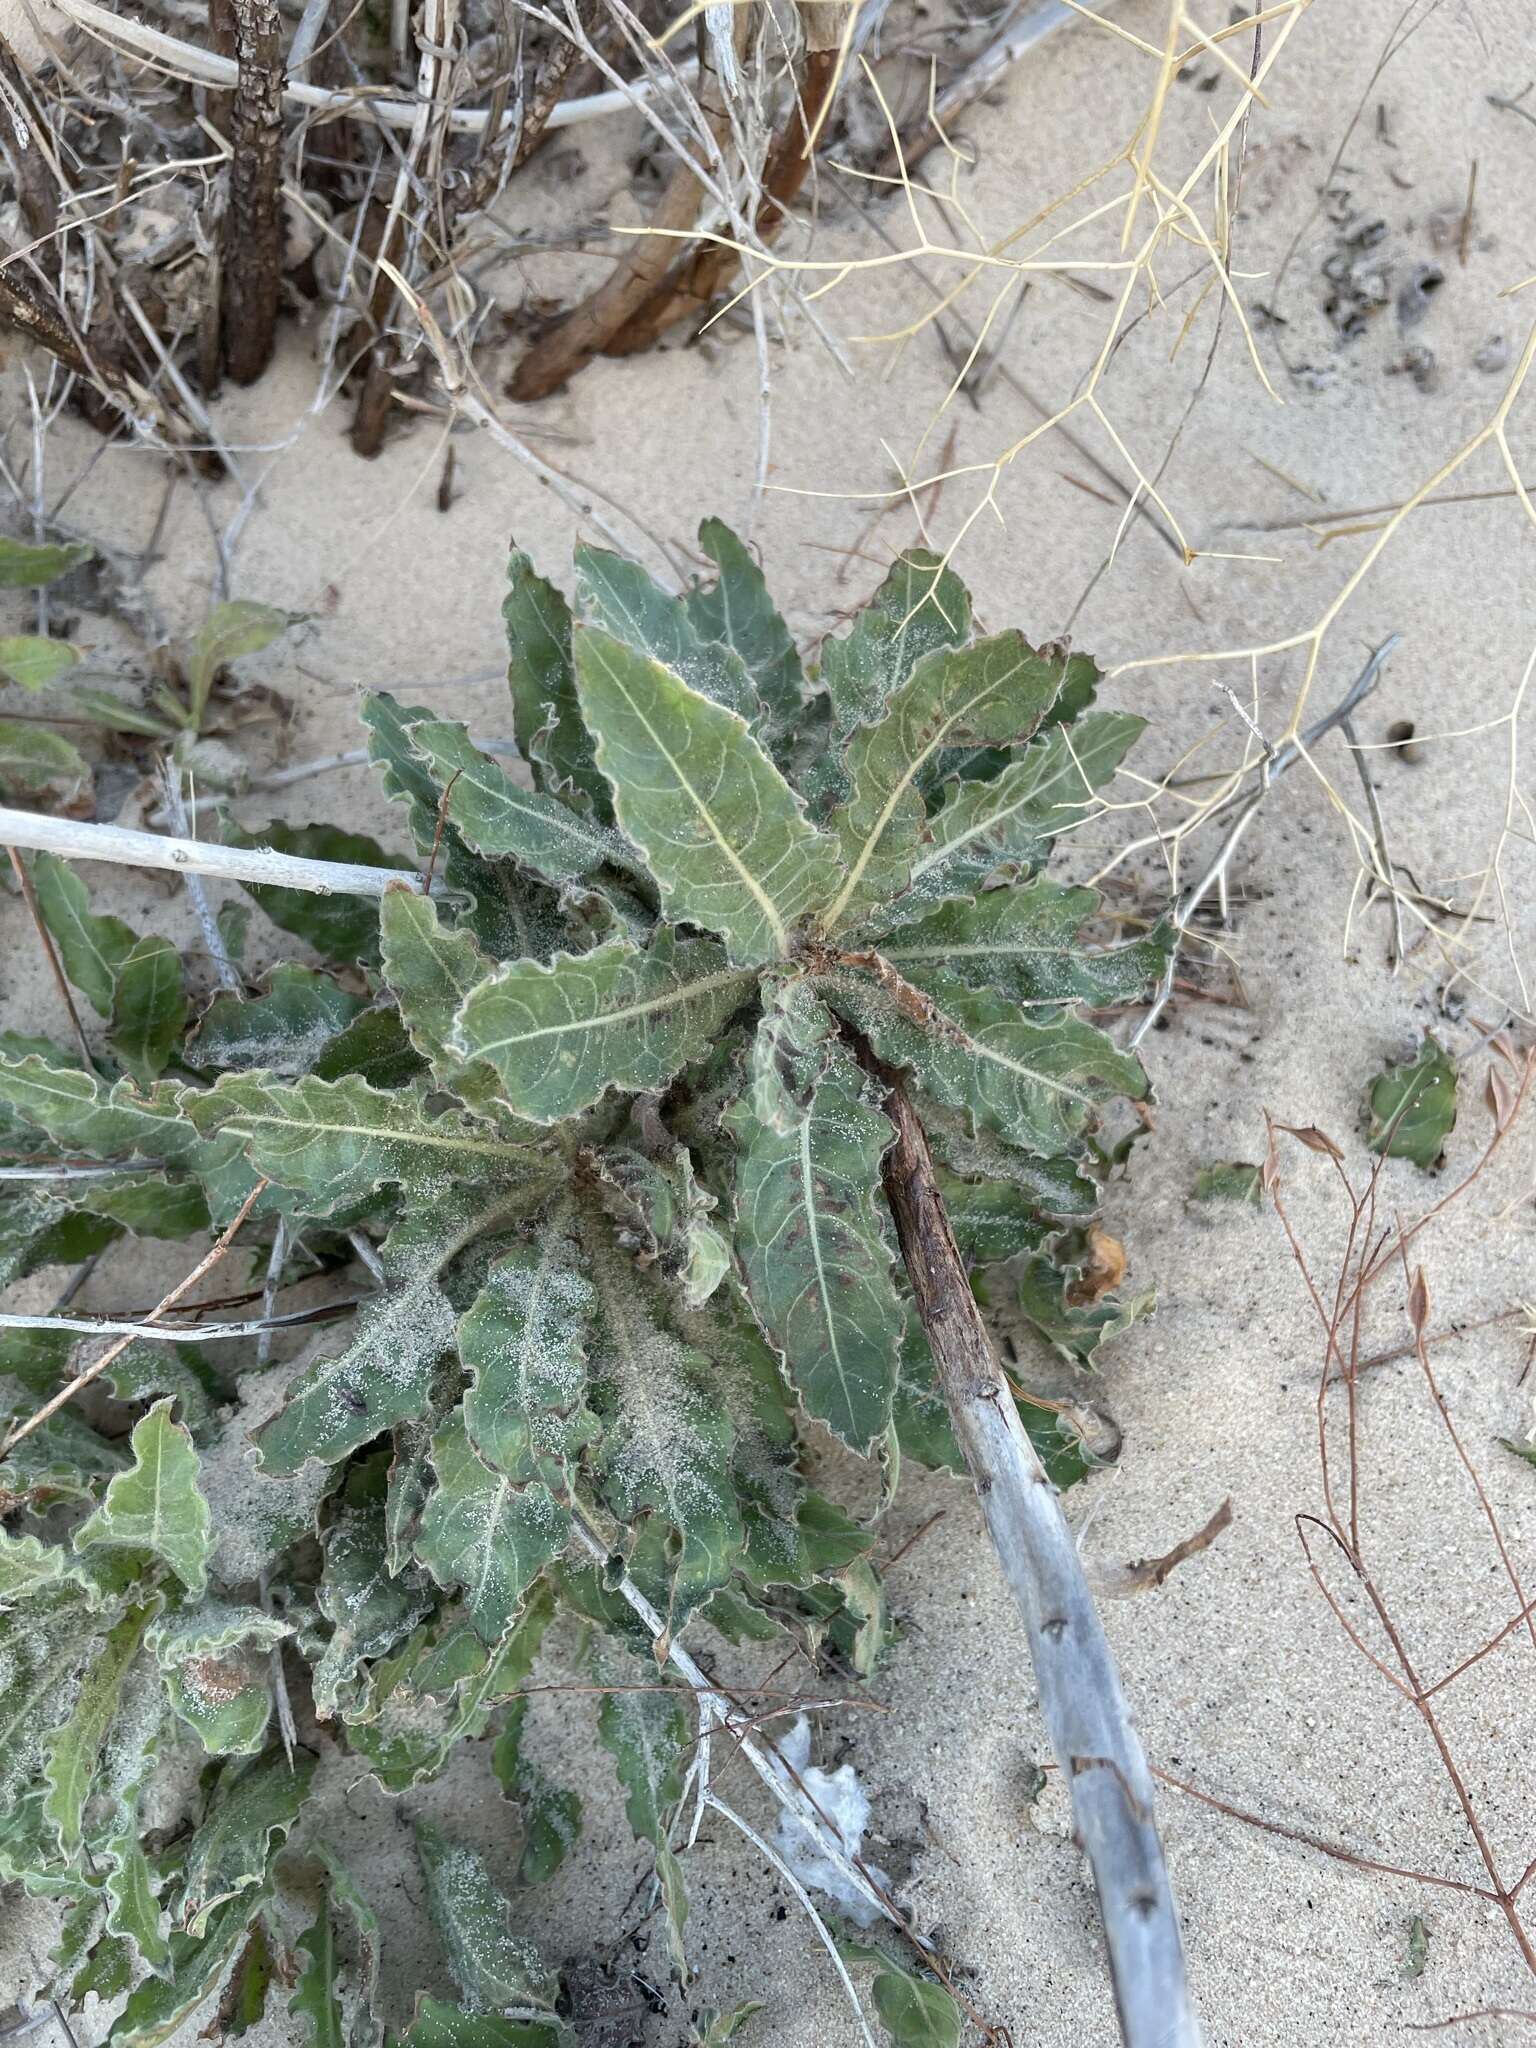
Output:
[[291, 1894, 344, 2048], [104, 1801, 171, 1978], [592, 1143, 730, 1307], [414, 1410, 569, 1643], [110, 1883, 275, 2048], [184, 1072, 542, 1213], [0, 719, 89, 798], [0, 1183, 117, 1286], [315, 1842, 384, 2048], [186, 966, 365, 1075], [728, 980, 904, 1452], [75, 1400, 212, 1596], [77, 1173, 212, 1242], [1193, 1160, 1264, 1205], [232, 821, 405, 965], [597, 1682, 689, 1969], [397, 1999, 566, 2048], [935, 1173, 1051, 1264], [1367, 1033, 1458, 1168], [870, 1965, 963, 2048], [29, 851, 138, 1015], [0, 1594, 100, 1818], [402, 716, 630, 883], [823, 966, 1148, 1156], [150, 1601, 291, 1756], [585, 1233, 743, 1626], [415, 1821, 560, 2014], [0, 1402, 126, 1509], [890, 711, 1146, 918], [492, 1702, 582, 1886], [693, 2004, 764, 2046], [312, 1507, 434, 1719], [0, 536, 93, 587], [460, 1220, 595, 1482], [685, 518, 803, 739], [505, 548, 609, 818], [577, 541, 756, 719], [1015, 1250, 1153, 1368], [0, 1527, 94, 1603], [254, 1188, 526, 1475], [380, 887, 493, 1068], [454, 928, 750, 1123], [823, 634, 1077, 933], [184, 601, 287, 721], [0, 633, 80, 690], [110, 937, 187, 1087], [819, 548, 972, 737], [43, 1600, 156, 1853], [312, 1004, 426, 1091], [179, 1744, 316, 1936], [879, 881, 1172, 1008], [574, 626, 840, 963]]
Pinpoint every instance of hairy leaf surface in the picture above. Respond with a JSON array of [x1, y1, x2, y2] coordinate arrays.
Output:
[[819, 549, 971, 737], [74, 1400, 212, 1596]]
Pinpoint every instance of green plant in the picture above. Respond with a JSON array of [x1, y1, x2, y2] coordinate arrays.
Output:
[[0, 528, 1174, 2045]]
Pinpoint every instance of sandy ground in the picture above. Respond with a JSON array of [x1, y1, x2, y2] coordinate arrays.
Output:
[[4, 0, 1536, 2040]]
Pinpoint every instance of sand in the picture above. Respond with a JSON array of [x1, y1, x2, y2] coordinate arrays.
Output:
[[4, 0, 1536, 2040]]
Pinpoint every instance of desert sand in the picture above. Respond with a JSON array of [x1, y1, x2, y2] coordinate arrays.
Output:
[[3, 0, 1536, 2040]]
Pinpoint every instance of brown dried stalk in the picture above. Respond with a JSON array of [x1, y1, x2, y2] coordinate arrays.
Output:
[[222, 0, 285, 384]]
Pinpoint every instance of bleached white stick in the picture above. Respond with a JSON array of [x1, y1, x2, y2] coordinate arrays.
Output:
[[0, 806, 433, 898]]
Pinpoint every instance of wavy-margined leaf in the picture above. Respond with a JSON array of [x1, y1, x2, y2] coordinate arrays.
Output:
[[0, 633, 80, 690], [104, 1796, 171, 1979], [232, 821, 405, 966], [180, 1745, 316, 1936], [1015, 1249, 1154, 1367], [822, 634, 1076, 934], [74, 1400, 212, 1596], [822, 966, 1148, 1156], [415, 1821, 560, 2015], [184, 1072, 543, 1214], [879, 880, 1172, 1009], [597, 1682, 688, 1969], [0, 1184, 117, 1287], [254, 1187, 530, 1476], [377, 888, 507, 1112], [888, 711, 1146, 918], [591, 1144, 730, 1307], [76, 1172, 212, 1242], [0, 1527, 91, 1603], [29, 851, 138, 1015], [43, 1600, 156, 1853], [1367, 1033, 1458, 1168], [459, 1219, 595, 1483], [685, 518, 803, 740], [149, 1602, 291, 1756], [574, 626, 839, 964], [291, 1894, 344, 2048], [819, 548, 972, 738], [0, 720, 89, 798], [0, 1404, 126, 1510], [577, 542, 756, 719], [403, 716, 631, 883], [454, 929, 749, 1123], [185, 966, 365, 1075], [0, 535, 93, 587], [110, 1882, 275, 2048], [312, 1506, 434, 1719], [585, 1233, 743, 1625], [492, 1702, 582, 1886], [934, 1172, 1050, 1265], [109, 937, 187, 1087], [414, 1411, 568, 1643], [727, 980, 904, 1452], [505, 549, 610, 819], [398, 1999, 566, 2048]]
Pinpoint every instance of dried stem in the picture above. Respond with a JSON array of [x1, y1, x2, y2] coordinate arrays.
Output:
[[5, 845, 95, 1071], [222, 0, 285, 384]]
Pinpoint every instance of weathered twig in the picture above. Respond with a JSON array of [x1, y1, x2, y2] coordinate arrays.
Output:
[[0, 1299, 362, 1343], [865, 1053, 1197, 2048], [222, 0, 285, 384], [0, 806, 434, 900], [6, 845, 95, 1071], [1339, 711, 1406, 971]]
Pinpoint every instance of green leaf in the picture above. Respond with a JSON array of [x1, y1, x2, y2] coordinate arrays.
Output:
[[415, 1820, 560, 2014], [693, 2003, 764, 2046], [77, 1172, 212, 1241], [823, 966, 1148, 1156], [0, 1184, 118, 1286], [892, 1318, 1090, 1488], [686, 519, 803, 740], [401, 716, 630, 882], [1367, 1034, 1458, 1168], [505, 548, 610, 817], [935, 1173, 1050, 1264], [110, 1884, 274, 2047], [63, 685, 177, 737], [823, 633, 1077, 933], [1193, 1160, 1264, 1205], [592, 1142, 730, 1307], [728, 980, 904, 1452], [312, 1506, 433, 1719], [492, 1702, 582, 1886], [597, 1681, 689, 1970], [180, 1745, 316, 1936], [0, 718, 89, 797], [316, 1842, 384, 2048], [150, 1602, 290, 1755], [586, 1233, 743, 1626], [43, 1600, 156, 1852], [870, 1966, 962, 2048], [574, 625, 839, 963], [75, 1399, 212, 1595], [397, 1999, 566, 2048], [0, 1402, 127, 1508], [459, 1221, 595, 1482], [377, 887, 505, 1109], [29, 852, 138, 1014], [0, 536, 93, 587], [110, 936, 187, 1087], [0, 634, 80, 690], [879, 881, 1171, 1009], [0, 1526, 92, 1602], [184, 1072, 542, 1214], [454, 928, 749, 1123], [819, 549, 971, 738], [232, 821, 405, 965], [104, 1806, 171, 1978], [578, 541, 757, 719], [254, 1189, 528, 1475], [1015, 1249, 1153, 1368], [889, 710, 1146, 921], [185, 965, 366, 1075], [292, 1894, 345, 2048], [313, 1004, 427, 1091], [414, 1409, 569, 1643], [186, 601, 287, 723]]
